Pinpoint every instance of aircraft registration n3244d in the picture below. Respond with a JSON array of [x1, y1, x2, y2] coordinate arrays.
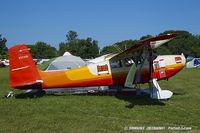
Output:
[[8, 33, 186, 100]]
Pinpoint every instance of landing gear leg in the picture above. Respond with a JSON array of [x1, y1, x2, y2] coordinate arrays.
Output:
[[4, 91, 14, 98], [149, 78, 173, 100]]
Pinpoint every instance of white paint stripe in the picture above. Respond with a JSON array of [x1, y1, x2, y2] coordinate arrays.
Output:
[[98, 71, 109, 74], [11, 66, 30, 71], [36, 80, 43, 83], [19, 48, 30, 52], [150, 39, 171, 49]]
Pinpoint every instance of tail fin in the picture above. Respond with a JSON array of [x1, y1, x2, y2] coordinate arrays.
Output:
[[9, 44, 42, 89]]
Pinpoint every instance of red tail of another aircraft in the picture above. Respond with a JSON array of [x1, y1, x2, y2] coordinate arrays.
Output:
[[9, 44, 42, 89]]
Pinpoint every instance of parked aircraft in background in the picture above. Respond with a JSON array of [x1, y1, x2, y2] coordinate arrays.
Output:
[[186, 58, 200, 68], [0, 59, 9, 67], [8, 33, 186, 100]]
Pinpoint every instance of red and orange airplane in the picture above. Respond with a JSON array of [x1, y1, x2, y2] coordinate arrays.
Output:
[[8, 33, 186, 100]]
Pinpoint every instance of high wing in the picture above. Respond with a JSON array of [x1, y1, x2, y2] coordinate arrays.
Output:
[[111, 33, 177, 60], [109, 33, 177, 87]]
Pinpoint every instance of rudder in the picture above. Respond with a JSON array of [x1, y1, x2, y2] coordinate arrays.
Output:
[[9, 44, 42, 89]]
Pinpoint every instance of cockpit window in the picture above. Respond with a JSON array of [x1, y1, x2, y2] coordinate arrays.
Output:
[[110, 60, 122, 68]]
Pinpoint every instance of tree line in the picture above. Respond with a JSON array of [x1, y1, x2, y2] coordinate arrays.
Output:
[[0, 30, 200, 59], [58, 30, 99, 59], [0, 34, 8, 59], [100, 30, 200, 57]]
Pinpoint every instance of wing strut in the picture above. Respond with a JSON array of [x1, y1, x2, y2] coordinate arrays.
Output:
[[124, 62, 136, 88]]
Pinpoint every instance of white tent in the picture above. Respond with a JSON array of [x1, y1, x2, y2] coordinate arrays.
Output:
[[46, 55, 86, 70]]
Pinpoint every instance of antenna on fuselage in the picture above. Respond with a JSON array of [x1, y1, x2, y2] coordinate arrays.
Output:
[[113, 44, 123, 53]]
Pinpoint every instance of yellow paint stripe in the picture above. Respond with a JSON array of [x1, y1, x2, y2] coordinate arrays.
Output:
[[65, 66, 97, 80]]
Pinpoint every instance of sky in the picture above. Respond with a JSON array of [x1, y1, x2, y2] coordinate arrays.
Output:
[[1, 0, 200, 48]]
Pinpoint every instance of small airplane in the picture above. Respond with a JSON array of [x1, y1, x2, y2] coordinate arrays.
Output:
[[8, 33, 186, 100]]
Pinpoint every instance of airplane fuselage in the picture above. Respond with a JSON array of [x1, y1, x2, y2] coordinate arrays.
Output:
[[9, 34, 185, 93], [38, 54, 185, 89]]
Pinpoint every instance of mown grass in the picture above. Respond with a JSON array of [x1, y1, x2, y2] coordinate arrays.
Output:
[[0, 67, 199, 132]]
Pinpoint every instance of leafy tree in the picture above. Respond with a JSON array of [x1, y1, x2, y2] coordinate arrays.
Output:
[[100, 40, 137, 55], [58, 42, 66, 56], [0, 34, 8, 59], [140, 35, 153, 40], [66, 30, 78, 43], [58, 31, 99, 58], [29, 42, 57, 59], [100, 45, 118, 55], [76, 38, 99, 58]]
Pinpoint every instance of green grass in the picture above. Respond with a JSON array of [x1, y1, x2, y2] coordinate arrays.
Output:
[[0, 67, 200, 132], [37, 58, 55, 70]]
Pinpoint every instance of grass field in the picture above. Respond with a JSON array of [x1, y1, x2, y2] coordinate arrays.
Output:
[[0, 67, 200, 132]]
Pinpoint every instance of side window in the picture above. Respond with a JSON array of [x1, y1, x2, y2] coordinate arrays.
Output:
[[153, 61, 159, 69], [110, 60, 122, 68], [159, 59, 165, 68]]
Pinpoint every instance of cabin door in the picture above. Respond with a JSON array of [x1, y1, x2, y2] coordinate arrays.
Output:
[[158, 59, 166, 78]]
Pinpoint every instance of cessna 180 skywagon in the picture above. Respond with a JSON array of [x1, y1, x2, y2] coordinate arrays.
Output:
[[8, 33, 186, 100]]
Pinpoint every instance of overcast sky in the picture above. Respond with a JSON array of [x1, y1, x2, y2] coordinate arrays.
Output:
[[1, 0, 200, 48]]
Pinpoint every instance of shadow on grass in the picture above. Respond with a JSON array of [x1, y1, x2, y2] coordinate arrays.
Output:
[[14, 91, 166, 108], [115, 94, 166, 108], [15, 91, 45, 99], [173, 92, 186, 95], [15, 92, 76, 99], [72, 92, 166, 108]]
